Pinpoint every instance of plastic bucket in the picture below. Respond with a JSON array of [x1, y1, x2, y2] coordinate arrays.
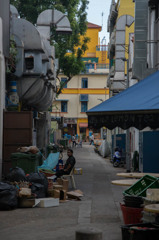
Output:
[[120, 203, 143, 224]]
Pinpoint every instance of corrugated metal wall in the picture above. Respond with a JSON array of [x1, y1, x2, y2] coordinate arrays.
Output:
[[133, 0, 148, 80]]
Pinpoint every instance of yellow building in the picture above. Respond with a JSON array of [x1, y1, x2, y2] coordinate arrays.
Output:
[[52, 22, 109, 140]]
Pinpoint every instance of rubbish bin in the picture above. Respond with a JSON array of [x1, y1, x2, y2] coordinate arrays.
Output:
[[11, 152, 42, 174]]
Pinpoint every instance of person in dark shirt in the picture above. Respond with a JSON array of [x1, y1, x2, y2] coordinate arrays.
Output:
[[56, 149, 76, 178]]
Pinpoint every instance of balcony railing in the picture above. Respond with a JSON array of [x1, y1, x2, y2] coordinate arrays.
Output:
[[81, 63, 109, 74], [96, 64, 109, 69], [85, 63, 109, 70], [96, 45, 108, 51]]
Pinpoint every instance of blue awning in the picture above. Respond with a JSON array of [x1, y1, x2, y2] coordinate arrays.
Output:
[[87, 70, 159, 130]]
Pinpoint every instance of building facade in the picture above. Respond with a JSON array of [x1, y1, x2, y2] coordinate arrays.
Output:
[[107, 0, 135, 97], [107, 0, 159, 170], [52, 22, 109, 140]]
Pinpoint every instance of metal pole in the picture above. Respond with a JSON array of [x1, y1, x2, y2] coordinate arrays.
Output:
[[126, 129, 130, 171], [113, 128, 116, 151], [126, 59, 130, 172], [0, 20, 5, 180]]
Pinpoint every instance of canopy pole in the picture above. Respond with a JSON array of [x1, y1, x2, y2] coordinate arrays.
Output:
[[126, 58, 131, 171], [126, 129, 131, 172], [113, 128, 116, 150]]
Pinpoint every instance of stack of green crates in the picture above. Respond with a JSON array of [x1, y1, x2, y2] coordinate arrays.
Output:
[[11, 152, 42, 174], [123, 175, 159, 197]]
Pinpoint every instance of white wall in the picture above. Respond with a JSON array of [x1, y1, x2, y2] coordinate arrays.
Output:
[[54, 93, 108, 119], [60, 74, 108, 89]]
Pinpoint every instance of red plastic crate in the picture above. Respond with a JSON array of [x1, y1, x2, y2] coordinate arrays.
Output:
[[120, 203, 143, 224]]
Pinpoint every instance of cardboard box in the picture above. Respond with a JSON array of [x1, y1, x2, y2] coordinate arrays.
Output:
[[53, 182, 59, 186], [48, 189, 54, 197], [57, 178, 63, 185], [62, 179, 69, 191], [53, 189, 60, 198], [74, 168, 82, 175], [53, 185, 63, 190], [66, 190, 83, 200], [19, 188, 31, 197], [18, 198, 35, 208], [60, 190, 67, 200], [48, 179, 54, 190]]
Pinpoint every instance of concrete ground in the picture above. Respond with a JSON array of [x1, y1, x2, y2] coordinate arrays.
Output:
[[0, 143, 128, 240]]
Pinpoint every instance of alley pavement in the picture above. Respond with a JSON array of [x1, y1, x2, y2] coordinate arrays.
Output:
[[0, 143, 128, 240]]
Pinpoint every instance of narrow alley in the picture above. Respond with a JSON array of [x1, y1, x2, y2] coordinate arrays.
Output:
[[0, 143, 126, 240]]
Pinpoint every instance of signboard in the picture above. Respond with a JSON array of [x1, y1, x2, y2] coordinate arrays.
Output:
[[64, 118, 77, 124], [88, 113, 159, 130]]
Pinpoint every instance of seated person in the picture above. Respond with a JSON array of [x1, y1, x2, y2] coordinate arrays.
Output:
[[56, 149, 76, 178]]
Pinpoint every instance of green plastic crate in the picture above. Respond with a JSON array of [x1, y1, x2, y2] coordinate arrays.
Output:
[[11, 153, 42, 174], [123, 175, 159, 197], [47, 145, 58, 155], [59, 139, 68, 149]]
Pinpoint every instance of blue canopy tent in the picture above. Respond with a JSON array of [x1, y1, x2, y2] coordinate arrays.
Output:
[[87, 71, 159, 130]]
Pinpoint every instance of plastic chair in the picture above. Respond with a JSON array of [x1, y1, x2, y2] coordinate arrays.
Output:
[[62, 168, 76, 189]]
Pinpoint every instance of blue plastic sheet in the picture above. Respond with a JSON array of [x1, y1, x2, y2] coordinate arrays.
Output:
[[37, 152, 59, 172]]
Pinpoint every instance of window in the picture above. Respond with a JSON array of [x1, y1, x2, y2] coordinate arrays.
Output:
[[61, 78, 67, 88], [81, 78, 88, 88], [80, 94, 89, 101], [61, 101, 67, 112], [25, 57, 34, 70], [81, 102, 87, 112]]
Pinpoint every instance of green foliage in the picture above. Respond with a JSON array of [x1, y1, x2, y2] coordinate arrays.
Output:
[[10, 0, 90, 94], [10, 0, 56, 24], [7, 37, 18, 74]]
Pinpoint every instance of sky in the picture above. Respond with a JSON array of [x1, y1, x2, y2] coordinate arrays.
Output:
[[87, 0, 112, 45]]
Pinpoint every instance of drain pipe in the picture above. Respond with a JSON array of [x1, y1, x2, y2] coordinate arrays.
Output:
[[0, 18, 5, 180]]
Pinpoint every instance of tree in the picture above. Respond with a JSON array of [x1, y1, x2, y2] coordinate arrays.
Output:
[[10, 0, 90, 95]]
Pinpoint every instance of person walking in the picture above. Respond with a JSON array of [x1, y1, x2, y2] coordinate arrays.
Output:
[[90, 134, 94, 145], [72, 135, 76, 147]]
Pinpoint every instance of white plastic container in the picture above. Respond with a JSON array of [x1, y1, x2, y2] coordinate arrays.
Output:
[[146, 189, 159, 201], [35, 198, 59, 208]]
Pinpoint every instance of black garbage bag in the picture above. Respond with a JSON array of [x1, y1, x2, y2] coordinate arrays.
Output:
[[30, 183, 46, 198], [26, 172, 48, 189], [0, 182, 18, 210], [26, 173, 48, 197], [6, 167, 26, 182]]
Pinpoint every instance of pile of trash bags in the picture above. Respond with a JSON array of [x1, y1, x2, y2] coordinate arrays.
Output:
[[0, 167, 48, 210]]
